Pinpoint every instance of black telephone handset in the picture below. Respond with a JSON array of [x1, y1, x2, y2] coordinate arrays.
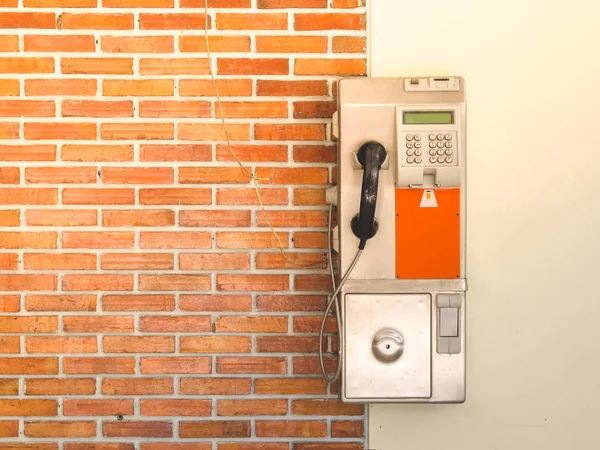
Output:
[[351, 141, 387, 250]]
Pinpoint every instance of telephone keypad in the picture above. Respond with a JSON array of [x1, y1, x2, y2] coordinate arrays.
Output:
[[429, 142, 436, 149], [414, 142, 421, 148], [414, 135, 421, 141], [406, 149, 414, 156], [414, 149, 422, 156], [415, 157, 422, 163], [405, 133, 456, 165], [406, 142, 414, 149], [406, 134, 414, 141]]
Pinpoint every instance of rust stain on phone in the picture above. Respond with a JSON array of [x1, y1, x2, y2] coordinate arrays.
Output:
[[395, 188, 460, 279]]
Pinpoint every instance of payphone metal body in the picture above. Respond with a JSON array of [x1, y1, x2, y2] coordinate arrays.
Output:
[[335, 77, 467, 403]]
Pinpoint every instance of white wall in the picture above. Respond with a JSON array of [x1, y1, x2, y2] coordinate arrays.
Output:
[[369, 1, 600, 449]]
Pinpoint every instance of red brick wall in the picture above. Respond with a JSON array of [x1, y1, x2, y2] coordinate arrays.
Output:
[[0, 0, 367, 448]]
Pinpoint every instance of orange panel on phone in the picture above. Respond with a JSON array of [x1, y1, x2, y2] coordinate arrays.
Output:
[[395, 188, 460, 279]]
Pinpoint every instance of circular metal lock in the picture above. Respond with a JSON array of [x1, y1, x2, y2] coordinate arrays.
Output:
[[372, 328, 404, 363]]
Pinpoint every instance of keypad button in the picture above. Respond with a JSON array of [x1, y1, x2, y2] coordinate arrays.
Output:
[[430, 157, 437, 163], [438, 156, 446, 163], [437, 149, 445, 156], [445, 133, 452, 140], [446, 156, 453, 163], [407, 157, 415, 164], [414, 135, 421, 141], [445, 141, 452, 148], [406, 134, 414, 141], [414, 150, 422, 156], [406, 142, 414, 149], [445, 149, 453, 155], [429, 142, 436, 148], [406, 149, 414, 156], [429, 149, 437, 156], [437, 133, 444, 140], [437, 142, 444, 148], [429, 134, 437, 140], [414, 142, 422, 149], [415, 157, 422, 163]]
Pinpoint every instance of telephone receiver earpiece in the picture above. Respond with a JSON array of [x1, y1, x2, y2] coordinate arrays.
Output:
[[351, 141, 387, 250]]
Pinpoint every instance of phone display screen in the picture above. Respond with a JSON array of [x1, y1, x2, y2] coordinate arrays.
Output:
[[403, 111, 454, 124]]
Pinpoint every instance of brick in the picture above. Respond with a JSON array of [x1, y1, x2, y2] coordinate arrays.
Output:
[[255, 124, 325, 141], [292, 399, 363, 416], [183, 0, 250, 5], [0, 399, 57, 416], [0, 254, 17, 269], [180, 35, 250, 52], [102, 210, 175, 227], [179, 253, 249, 271], [24, 253, 95, 270], [256, 420, 326, 437], [294, 100, 336, 119], [0, 13, 55, 28], [0, 100, 54, 117], [26, 378, 96, 395], [139, 100, 211, 118], [180, 378, 251, 395], [0, 316, 57, 333], [62, 58, 132, 75], [257, 36, 327, 53], [140, 231, 211, 249], [65, 445, 134, 450], [295, 58, 366, 76], [0, 79, 19, 96], [295, 13, 364, 30], [216, 188, 287, 206], [295, 274, 331, 291], [64, 357, 135, 374], [218, 58, 288, 75], [103, 79, 174, 96], [103, 421, 172, 438], [0, 275, 57, 291], [294, 144, 336, 163], [216, 316, 287, 333], [0, 189, 57, 205], [219, 445, 288, 450], [293, 189, 326, 206], [140, 188, 211, 205], [220, 101, 288, 118], [141, 445, 210, 450], [179, 123, 250, 141], [331, 420, 364, 437], [60, 13, 134, 30], [0, 36, 18, 52], [101, 123, 174, 140], [257, 80, 328, 96], [25, 0, 96, 5], [104, 336, 175, 353], [217, 13, 286, 30], [179, 210, 249, 228], [256, 167, 328, 185], [0, 358, 58, 375], [217, 232, 287, 249], [24, 35, 95, 52], [62, 146, 131, 164], [139, 275, 211, 291], [0, 296, 20, 312], [258, 0, 326, 6], [0, 58, 53, 74], [103, 0, 172, 6], [63, 231, 135, 248], [103, 378, 174, 395], [180, 79, 252, 97], [25, 167, 96, 184], [294, 232, 327, 248], [26, 295, 96, 312], [63, 316, 134, 333], [101, 36, 174, 53], [179, 421, 250, 438], [217, 400, 287, 416], [140, 14, 209, 30], [180, 294, 252, 312], [216, 357, 286, 374], [0, 421, 18, 437], [255, 377, 326, 395], [141, 357, 211, 374], [25, 79, 96, 96], [333, 35, 365, 53], [101, 253, 174, 270], [62, 100, 133, 117], [0, 336, 20, 353], [216, 144, 287, 162], [181, 336, 251, 353], [0, 231, 57, 248], [257, 211, 326, 227], [293, 356, 336, 375], [294, 314, 336, 333], [256, 295, 325, 311], [63, 189, 135, 205], [0, 125, 17, 142], [294, 445, 364, 450], [102, 295, 175, 312], [24, 123, 96, 140], [140, 58, 209, 75], [0, 445, 58, 450], [257, 336, 319, 353], [141, 400, 211, 416], [218, 274, 288, 291], [25, 422, 96, 438], [332, 0, 364, 7], [141, 144, 211, 162], [180, 167, 250, 184], [102, 167, 173, 184], [0, 211, 19, 227], [26, 336, 97, 356]]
